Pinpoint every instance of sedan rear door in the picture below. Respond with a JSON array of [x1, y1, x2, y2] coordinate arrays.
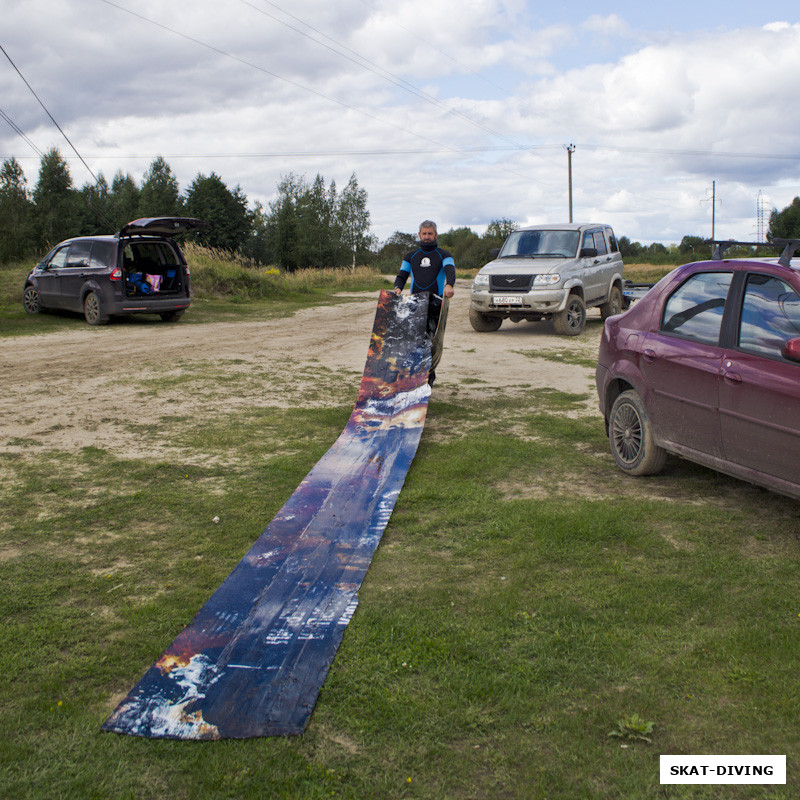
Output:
[[639, 271, 733, 459], [718, 272, 800, 488]]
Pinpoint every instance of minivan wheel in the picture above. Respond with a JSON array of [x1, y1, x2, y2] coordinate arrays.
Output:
[[23, 285, 41, 314], [84, 291, 108, 325], [600, 285, 623, 320], [608, 389, 667, 476], [469, 307, 502, 332], [552, 294, 586, 335]]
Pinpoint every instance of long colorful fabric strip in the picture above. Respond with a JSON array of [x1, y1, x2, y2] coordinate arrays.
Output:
[[102, 290, 431, 738]]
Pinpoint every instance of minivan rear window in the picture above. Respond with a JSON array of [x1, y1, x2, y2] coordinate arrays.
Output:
[[67, 241, 92, 267], [89, 241, 115, 268]]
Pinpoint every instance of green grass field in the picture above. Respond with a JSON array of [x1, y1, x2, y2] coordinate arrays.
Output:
[[1, 254, 798, 798], [0, 247, 390, 336]]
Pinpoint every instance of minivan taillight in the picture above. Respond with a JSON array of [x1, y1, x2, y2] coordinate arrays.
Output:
[[109, 268, 122, 281]]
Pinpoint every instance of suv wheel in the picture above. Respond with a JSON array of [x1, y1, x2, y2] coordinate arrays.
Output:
[[84, 291, 109, 325], [600, 285, 623, 320], [469, 307, 502, 332], [160, 310, 185, 322], [608, 390, 667, 476], [23, 285, 41, 314], [552, 294, 586, 335]]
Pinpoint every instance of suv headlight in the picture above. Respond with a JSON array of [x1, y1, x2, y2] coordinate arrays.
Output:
[[473, 273, 489, 288], [533, 274, 561, 286]]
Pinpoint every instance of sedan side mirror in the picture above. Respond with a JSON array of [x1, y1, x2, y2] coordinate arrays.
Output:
[[580, 247, 598, 258], [781, 337, 800, 363]]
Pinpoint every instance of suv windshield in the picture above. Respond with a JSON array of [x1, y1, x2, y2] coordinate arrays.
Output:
[[499, 230, 580, 259]]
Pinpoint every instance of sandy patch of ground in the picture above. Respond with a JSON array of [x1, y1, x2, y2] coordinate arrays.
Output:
[[0, 279, 602, 459]]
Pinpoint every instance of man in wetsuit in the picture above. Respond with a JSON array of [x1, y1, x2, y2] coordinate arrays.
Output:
[[392, 220, 455, 386]]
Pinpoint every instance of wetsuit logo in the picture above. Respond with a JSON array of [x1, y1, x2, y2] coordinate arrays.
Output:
[[421, 257, 431, 266]]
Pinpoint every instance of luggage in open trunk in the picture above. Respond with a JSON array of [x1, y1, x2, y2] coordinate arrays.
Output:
[[122, 239, 187, 298]]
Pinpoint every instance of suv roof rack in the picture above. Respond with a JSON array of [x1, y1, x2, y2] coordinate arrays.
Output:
[[709, 238, 800, 267]]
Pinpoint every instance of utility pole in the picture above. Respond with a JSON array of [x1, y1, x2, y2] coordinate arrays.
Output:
[[702, 181, 718, 241], [711, 180, 716, 242], [565, 144, 575, 222]]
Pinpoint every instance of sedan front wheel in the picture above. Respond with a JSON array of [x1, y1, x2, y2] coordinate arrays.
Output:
[[608, 389, 666, 476]]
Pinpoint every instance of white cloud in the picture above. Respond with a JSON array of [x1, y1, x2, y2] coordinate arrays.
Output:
[[581, 13, 633, 38], [2, 1, 800, 246]]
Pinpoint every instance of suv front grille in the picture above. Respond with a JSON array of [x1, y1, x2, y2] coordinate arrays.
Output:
[[490, 274, 532, 292]]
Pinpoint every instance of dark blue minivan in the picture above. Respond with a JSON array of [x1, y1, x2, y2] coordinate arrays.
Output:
[[22, 217, 205, 325]]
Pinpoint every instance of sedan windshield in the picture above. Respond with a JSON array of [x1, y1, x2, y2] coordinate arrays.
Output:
[[499, 230, 580, 258]]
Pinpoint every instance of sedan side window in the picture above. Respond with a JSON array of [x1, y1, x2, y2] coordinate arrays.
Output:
[[661, 271, 732, 344], [739, 274, 800, 358]]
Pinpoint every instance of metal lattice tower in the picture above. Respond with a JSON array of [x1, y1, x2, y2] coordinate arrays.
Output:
[[757, 190, 765, 242]]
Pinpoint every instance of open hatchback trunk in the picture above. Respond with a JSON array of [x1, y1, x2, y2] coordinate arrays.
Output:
[[117, 218, 205, 299]]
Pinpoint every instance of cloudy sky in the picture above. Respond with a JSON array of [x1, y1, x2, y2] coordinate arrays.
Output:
[[3, 0, 800, 246]]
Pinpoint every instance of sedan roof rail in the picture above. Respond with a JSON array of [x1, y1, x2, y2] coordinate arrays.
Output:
[[708, 238, 800, 266]]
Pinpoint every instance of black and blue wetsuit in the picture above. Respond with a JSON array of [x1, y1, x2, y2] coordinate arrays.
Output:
[[393, 240, 455, 386], [393, 241, 456, 296]]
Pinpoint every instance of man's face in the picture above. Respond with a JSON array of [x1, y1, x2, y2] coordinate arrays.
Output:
[[419, 226, 436, 243]]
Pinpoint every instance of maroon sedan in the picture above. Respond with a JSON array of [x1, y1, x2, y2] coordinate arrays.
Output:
[[596, 244, 800, 501]]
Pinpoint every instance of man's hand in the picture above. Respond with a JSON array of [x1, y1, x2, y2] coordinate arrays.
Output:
[[443, 284, 455, 299], [392, 287, 402, 295]]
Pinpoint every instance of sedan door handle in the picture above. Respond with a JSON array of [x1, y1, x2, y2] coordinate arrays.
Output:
[[643, 349, 656, 363], [722, 370, 742, 385]]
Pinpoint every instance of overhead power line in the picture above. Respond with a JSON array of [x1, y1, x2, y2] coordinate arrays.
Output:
[[99, 0, 562, 190], [5, 143, 797, 162], [580, 143, 800, 161], [354, 0, 510, 97], [0, 105, 43, 157], [99, 0, 465, 156], [240, 0, 529, 150], [0, 42, 100, 183]]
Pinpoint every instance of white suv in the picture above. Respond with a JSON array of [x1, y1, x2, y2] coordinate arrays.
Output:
[[469, 223, 624, 335]]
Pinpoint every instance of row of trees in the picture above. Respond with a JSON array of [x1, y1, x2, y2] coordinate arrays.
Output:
[[248, 172, 371, 271], [3, 147, 800, 269], [374, 218, 519, 272], [0, 150, 371, 270]]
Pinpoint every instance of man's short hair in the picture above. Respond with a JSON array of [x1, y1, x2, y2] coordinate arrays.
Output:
[[419, 220, 437, 233]]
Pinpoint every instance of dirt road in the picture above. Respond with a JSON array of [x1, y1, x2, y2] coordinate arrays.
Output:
[[0, 280, 602, 459]]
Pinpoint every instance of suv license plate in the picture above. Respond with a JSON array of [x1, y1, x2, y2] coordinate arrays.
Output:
[[493, 295, 523, 305]]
